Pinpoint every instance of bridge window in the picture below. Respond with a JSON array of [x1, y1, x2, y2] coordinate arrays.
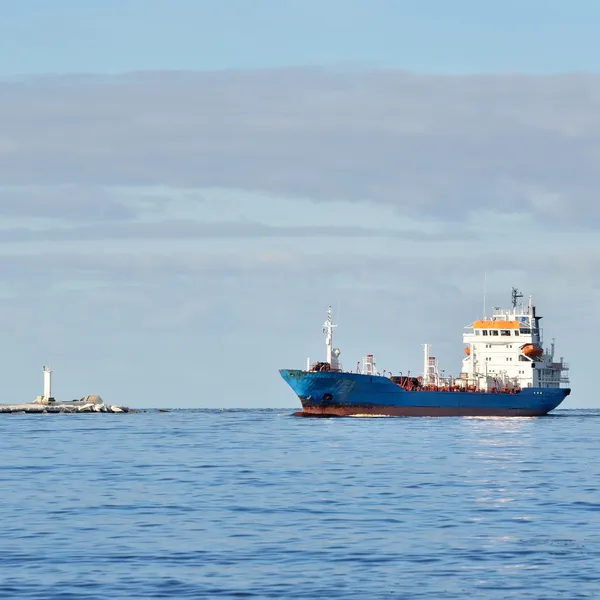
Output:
[[500, 330, 510, 336], [514, 330, 520, 336], [520, 328, 531, 334], [482, 330, 488, 336], [491, 330, 499, 336]]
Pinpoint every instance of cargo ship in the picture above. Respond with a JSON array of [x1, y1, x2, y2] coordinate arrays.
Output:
[[279, 288, 571, 417]]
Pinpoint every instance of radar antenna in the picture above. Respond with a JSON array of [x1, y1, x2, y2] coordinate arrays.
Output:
[[511, 287, 523, 308]]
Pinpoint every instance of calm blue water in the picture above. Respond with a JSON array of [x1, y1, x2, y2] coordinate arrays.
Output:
[[1, 409, 599, 599]]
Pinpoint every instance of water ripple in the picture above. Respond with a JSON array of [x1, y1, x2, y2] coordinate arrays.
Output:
[[1, 408, 599, 598]]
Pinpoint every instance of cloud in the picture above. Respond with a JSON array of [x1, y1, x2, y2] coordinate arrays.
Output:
[[0, 219, 473, 243], [2, 68, 600, 228], [2, 247, 599, 297], [0, 185, 136, 221]]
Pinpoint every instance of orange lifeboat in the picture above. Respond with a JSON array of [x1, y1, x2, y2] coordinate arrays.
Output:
[[521, 343, 543, 358], [464, 346, 471, 355]]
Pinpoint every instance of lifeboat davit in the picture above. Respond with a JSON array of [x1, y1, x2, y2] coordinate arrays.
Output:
[[521, 343, 543, 358]]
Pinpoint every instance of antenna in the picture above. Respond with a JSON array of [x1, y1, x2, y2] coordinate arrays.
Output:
[[511, 287, 523, 309]]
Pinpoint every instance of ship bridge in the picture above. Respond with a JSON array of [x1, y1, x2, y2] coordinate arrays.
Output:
[[460, 288, 568, 391]]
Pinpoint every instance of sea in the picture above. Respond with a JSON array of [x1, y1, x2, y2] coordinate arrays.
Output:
[[1, 408, 599, 599]]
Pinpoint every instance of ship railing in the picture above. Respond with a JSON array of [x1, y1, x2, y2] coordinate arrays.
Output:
[[391, 379, 522, 394]]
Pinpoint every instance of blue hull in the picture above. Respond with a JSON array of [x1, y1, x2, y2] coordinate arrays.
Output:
[[279, 369, 571, 417]]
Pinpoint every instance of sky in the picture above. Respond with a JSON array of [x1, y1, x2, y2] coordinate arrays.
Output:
[[1, 0, 600, 75], [0, 2, 599, 409]]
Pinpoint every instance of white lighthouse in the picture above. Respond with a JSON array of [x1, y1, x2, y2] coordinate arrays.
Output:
[[42, 365, 54, 403]]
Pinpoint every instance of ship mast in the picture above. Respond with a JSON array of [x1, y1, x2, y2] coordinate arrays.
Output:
[[511, 287, 523, 311], [323, 306, 340, 370]]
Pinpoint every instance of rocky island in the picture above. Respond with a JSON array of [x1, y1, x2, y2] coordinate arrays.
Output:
[[0, 366, 132, 414]]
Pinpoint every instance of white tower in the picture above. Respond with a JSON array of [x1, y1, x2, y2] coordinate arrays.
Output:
[[422, 344, 439, 386], [43, 365, 53, 402], [323, 306, 341, 370], [422, 344, 430, 385]]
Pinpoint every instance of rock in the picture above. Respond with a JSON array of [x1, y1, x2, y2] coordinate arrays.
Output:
[[80, 395, 103, 405], [0, 400, 130, 414]]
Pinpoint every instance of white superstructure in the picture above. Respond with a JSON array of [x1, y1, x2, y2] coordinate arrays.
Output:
[[459, 288, 569, 391]]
